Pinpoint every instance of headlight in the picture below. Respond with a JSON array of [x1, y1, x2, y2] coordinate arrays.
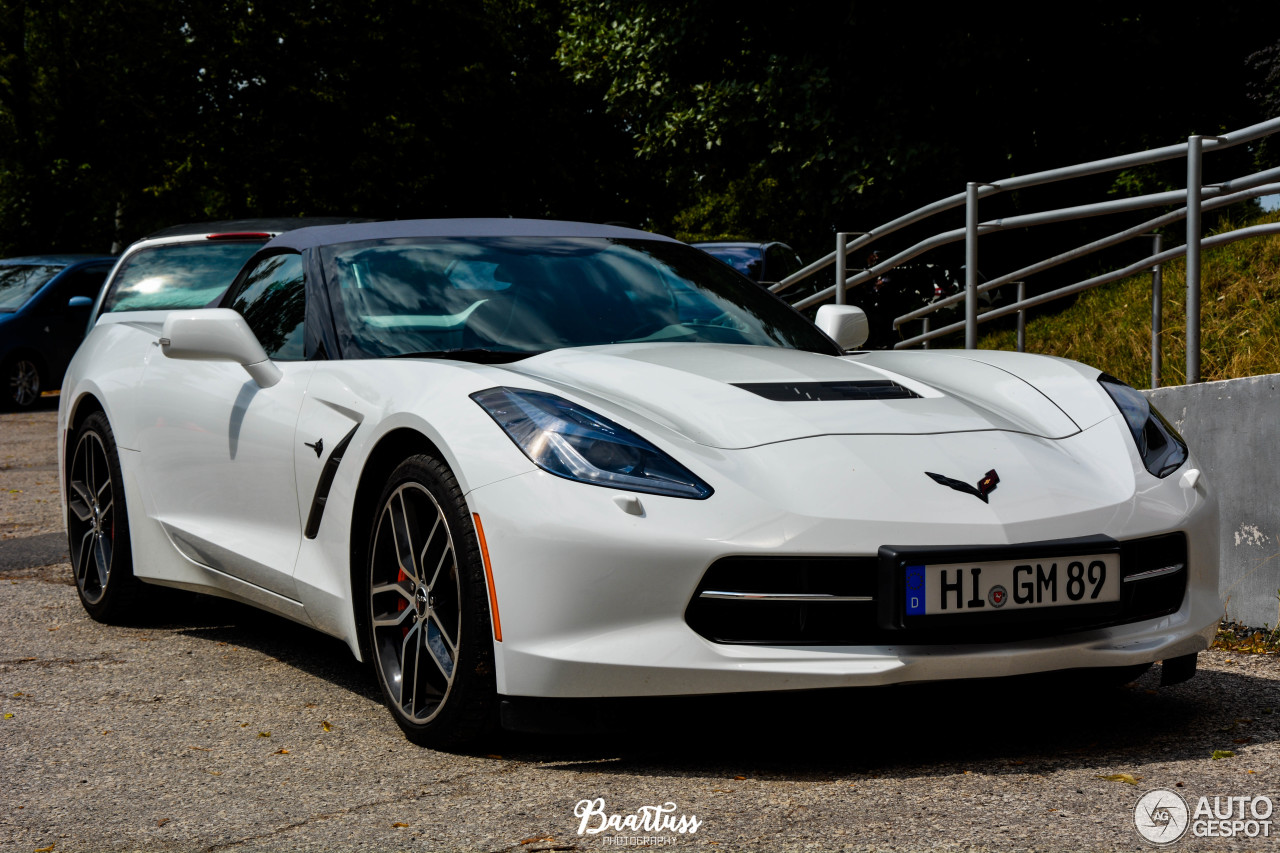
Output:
[[471, 387, 714, 499], [1097, 374, 1188, 478]]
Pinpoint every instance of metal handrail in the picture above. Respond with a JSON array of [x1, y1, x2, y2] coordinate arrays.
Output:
[[895, 222, 1280, 347], [892, 179, 1280, 326], [780, 115, 1280, 384]]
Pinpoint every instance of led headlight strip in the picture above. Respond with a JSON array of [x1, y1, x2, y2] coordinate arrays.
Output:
[[471, 387, 713, 499], [1098, 374, 1188, 478]]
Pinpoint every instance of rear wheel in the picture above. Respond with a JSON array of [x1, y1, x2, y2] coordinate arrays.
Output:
[[365, 455, 498, 749], [3, 355, 42, 410], [66, 411, 140, 621]]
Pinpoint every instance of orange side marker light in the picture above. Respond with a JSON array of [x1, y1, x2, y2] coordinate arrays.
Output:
[[472, 513, 502, 642]]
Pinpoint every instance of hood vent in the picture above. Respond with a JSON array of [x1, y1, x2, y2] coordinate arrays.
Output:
[[733, 380, 920, 402]]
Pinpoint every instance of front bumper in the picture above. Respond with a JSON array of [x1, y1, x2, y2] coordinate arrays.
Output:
[[467, 429, 1221, 699]]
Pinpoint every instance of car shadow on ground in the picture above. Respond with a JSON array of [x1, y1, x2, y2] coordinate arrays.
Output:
[[150, 589, 378, 701], [514, 666, 1277, 781], [98, 586, 1278, 780]]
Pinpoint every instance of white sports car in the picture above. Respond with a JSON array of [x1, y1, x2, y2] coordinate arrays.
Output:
[[59, 219, 1219, 747]]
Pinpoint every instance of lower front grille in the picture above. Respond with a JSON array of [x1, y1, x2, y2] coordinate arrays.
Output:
[[685, 533, 1188, 646], [686, 556, 880, 645]]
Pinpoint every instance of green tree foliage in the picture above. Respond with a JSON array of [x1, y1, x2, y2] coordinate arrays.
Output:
[[557, 2, 1275, 258], [1248, 38, 1280, 169], [0, 0, 205, 253], [0, 1, 1275, 260], [0, 0, 653, 255]]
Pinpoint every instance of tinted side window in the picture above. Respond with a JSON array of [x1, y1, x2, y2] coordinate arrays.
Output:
[[41, 267, 111, 313], [229, 254, 306, 360]]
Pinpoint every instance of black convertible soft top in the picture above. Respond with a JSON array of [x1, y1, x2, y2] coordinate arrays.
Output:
[[265, 218, 678, 251]]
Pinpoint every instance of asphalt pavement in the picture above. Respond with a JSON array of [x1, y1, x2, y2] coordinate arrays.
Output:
[[2, 406, 1278, 852]]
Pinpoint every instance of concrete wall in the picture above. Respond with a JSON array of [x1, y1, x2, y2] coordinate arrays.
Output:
[[1144, 374, 1280, 628]]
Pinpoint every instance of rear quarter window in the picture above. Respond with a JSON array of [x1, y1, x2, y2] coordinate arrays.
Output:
[[100, 241, 264, 313]]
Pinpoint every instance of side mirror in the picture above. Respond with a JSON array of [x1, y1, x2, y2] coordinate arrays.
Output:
[[67, 295, 94, 310], [815, 304, 869, 350], [160, 308, 282, 388]]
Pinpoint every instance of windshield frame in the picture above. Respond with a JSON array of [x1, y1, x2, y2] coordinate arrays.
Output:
[[319, 236, 840, 361]]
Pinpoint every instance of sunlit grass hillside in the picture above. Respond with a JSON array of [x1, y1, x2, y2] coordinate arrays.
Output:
[[978, 209, 1280, 389]]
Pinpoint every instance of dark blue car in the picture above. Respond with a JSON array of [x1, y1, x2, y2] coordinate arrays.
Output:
[[1, 255, 117, 409]]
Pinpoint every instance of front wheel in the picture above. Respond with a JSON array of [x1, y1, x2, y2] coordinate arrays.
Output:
[[364, 455, 498, 749], [66, 411, 141, 621]]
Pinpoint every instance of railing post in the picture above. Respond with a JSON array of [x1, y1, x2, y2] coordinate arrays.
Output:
[[965, 182, 979, 349], [1186, 136, 1203, 384], [835, 232, 848, 305], [921, 317, 931, 350], [1150, 233, 1163, 388], [1015, 281, 1026, 352]]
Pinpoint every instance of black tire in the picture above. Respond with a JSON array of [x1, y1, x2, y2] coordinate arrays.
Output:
[[3, 355, 43, 410], [364, 454, 498, 749], [66, 411, 141, 621]]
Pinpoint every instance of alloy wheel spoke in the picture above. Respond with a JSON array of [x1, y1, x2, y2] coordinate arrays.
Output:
[[409, 622, 425, 716], [371, 581, 414, 606], [389, 493, 420, 585], [419, 516, 445, 588], [424, 616, 456, 682], [398, 620, 420, 710], [86, 440, 98, 497], [75, 529, 95, 585], [93, 533, 111, 589], [68, 480, 94, 522], [429, 601, 458, 654], [424, 531, 452, 592], [372, 605, 414, 630]]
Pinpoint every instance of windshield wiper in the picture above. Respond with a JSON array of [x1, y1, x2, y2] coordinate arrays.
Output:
[[387, 348, 541, 364]]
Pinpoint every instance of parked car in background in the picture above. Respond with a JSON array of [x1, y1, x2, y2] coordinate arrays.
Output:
[[90, 218, 370, 328], [692, 240, 804, 286], [1, 255, 117, 409]]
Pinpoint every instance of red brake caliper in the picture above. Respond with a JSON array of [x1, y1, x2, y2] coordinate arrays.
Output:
[[397, 568, 409, 638]]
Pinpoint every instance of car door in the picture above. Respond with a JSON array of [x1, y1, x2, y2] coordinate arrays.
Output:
[[135, 252, 312, 601], [40, 264, 112, 375]]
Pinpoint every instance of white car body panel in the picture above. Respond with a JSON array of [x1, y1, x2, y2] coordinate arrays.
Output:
[[57, 223, 1220, 719]]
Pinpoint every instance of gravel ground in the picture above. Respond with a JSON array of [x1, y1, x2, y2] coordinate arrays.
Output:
[[1, 407, 1278, 853]]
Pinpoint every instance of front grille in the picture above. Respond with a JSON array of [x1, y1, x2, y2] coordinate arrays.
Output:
[[685, 533, 1188, 646], [686, 556, 880, 644]]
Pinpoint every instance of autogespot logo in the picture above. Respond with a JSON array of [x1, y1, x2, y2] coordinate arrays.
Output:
[[1135, 789, 1276, 843], [1134, 789, 1190, 845]]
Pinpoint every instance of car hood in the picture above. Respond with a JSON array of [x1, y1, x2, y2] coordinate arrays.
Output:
[[498, 343, 1085, 449]]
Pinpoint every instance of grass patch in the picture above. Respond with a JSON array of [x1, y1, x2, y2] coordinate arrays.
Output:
[[978, 209, 1280, 388]]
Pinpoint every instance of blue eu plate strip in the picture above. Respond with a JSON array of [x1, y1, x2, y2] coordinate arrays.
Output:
[[905, 564, 926, 615]]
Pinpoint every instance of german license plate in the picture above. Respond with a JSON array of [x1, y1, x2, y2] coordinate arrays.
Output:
[[904, 553, 1120, 616]]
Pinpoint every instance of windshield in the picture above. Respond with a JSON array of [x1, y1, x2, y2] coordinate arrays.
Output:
[[0, 264, 64, 312], [322, 237, 838, 359], [101, 241, 264, 312]]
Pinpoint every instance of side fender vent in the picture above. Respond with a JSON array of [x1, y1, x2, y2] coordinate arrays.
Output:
[[304, 424, 360, 539]]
